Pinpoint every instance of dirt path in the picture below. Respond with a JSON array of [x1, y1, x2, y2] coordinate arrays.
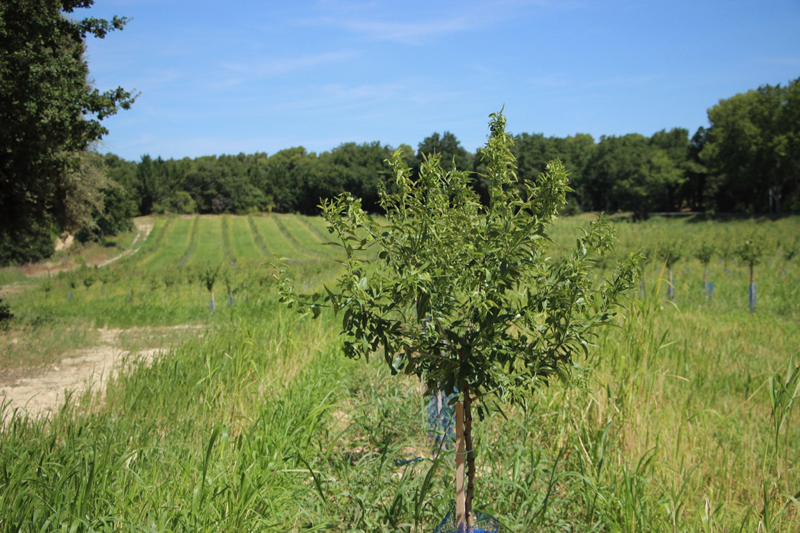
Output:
[[21, 218, 153, 279], [1, 325, 202, 421], [97, 219, 154, 268], [0, 219, 154, 301]]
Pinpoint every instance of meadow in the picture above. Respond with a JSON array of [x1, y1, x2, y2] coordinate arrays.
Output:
[[0, 213, 799, 531]]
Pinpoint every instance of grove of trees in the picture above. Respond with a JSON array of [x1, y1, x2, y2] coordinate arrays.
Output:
[[101, 78, 800, 223], [1, 0, 797, 268]]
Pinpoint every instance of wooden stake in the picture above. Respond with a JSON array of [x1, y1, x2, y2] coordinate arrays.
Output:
[[455, 401, 466, 529]]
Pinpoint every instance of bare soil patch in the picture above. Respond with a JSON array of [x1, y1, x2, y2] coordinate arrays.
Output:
[[1, 324, 203, 421]]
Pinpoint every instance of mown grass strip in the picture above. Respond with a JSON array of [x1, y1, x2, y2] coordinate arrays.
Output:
[[127, 216, 173, 268], [250, 216, 312, 260], [187, 216, 224, 267], [228, 216, 265, 266], [278, 215, 340, 260], [141, 217, 195, 271], [247, 215, 270, 257]]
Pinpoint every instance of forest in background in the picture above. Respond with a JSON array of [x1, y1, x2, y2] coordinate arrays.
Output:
[[100, 77, 800, 226], [2, 0, 798, 267]]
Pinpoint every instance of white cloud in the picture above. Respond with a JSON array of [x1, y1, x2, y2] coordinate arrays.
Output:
[[303, 0, 585, 44]]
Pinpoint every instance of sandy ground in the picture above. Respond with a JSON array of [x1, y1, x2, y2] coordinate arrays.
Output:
[[1, 325, 202, 421]]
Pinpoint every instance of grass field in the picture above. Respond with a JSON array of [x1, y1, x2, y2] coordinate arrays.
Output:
[[1, 213, 798, 531]]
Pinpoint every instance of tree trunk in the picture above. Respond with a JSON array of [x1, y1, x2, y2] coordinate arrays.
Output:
[[454, 389, 476, 531], [463, 380, 476, 528], [455, 402, 467, 528]]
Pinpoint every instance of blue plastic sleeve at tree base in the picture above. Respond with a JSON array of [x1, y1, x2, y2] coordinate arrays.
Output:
[[749, 283, 756, 312], [427, 389, 457, 452], [433, 503, 501, 533], [708, 281, 714, 296]]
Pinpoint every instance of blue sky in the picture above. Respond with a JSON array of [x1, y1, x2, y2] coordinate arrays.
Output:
[[82, 0, 800, 161]]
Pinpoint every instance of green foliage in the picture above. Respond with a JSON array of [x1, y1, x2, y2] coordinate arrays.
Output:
[[694, 241, 716, 266], [767, 358, 800, 452], [0, 297, 12, 326], [738, 238, 765, 268], [416, 131, 470, 172], [282, 113, 638, 403], [1, 213, 799, 530], [0, 0, 136, 263], [701, 78, 800, 214], [658, 240, 683, 268], [0, 224, 55, 266], [279, 113, 639, 521], [200, 264, 220, 293]]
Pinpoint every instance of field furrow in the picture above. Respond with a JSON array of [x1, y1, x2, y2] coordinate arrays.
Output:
[[249, 215, 313, 260], [278, 214, 341, 260]]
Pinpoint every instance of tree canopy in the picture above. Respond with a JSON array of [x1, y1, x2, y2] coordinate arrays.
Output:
[[0, 0, 136, 263], [701, 78, 800, 214], [278, 112, 640, 526]]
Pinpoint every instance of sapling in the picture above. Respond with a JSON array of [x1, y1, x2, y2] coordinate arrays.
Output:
[[737, 238, 764, 313], [278, 112, 639, 530], [694, 241, 716, 300], [223, 271, 236, 307], [42, 276, 52, 299], [719, 239, 734, 274], [67, 276, 77, 301], [200, 265, 220, 312], [0, 296, 12, 328], [659, 242, 682, 301]]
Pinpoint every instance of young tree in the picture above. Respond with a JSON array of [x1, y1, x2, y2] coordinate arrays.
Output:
[[278, 112, 639, 529], [658, 241, 683, 301], [737, 238, 765, 313], [694, 241, 716, 299]]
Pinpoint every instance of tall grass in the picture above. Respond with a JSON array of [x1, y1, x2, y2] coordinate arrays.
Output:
[[1, 214, 798, 531]]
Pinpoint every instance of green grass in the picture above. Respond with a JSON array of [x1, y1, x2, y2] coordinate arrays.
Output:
[[136, 216, 194, 270], [251, 215, 318, 260], [1, 213, 799, 531], [186, 216, 225, 267], [228, 216, 269, 266]]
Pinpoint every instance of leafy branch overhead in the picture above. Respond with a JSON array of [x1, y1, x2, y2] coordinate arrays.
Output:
[[279, 111, 640, 406]]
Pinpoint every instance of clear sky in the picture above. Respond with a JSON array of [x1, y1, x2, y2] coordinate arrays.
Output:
[[81, 0, 800, 161]]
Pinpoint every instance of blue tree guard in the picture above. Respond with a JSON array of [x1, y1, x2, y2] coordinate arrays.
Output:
[[428, 389, 456, 453], [704, 281, 714, 302], [433, 503, 501, 533], [749, 283, 756, 313]]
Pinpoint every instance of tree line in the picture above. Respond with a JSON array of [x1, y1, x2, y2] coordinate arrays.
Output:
[[1, 1, 798, 266], [101, 77, 800, 222]]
